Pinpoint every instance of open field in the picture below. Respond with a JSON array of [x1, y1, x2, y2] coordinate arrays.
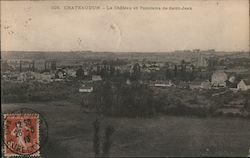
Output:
[[2, 102, 250, 157]]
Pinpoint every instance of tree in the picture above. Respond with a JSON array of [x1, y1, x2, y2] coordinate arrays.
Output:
[[102, 125, 115, 158], [110, 65, 115, 77], [93, 81, 113, 115], [118, 82, 154, 117], [131, 63, 141, 81], [93, 81, 154, 117], [180, 60, 187, 80], [76, 67, 84, 79], [99, 68, 104, 79], [165, 68, 171, 79], [174, 65, 178, 78]]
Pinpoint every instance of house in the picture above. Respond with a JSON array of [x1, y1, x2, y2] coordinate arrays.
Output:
[[65, 69, 76, 77], [189, 80, 211, 90], [200, 80, 211, 89], [55, 69, 67, 79], [79, 85, 93, 93], [37, 73, 54, 83], [154, 80, 175, 88], [126, 78, 131, 85], [148, 64, 160, 71], [211, 71, 228, 87], [237, 79, 250, 91], [92, 75, 102, 81]]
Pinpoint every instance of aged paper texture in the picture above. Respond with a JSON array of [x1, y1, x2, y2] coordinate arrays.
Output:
[[1, 0, 250, 157]]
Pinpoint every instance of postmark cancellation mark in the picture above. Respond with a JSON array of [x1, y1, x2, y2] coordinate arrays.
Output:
[[3, 113, 40, 157]]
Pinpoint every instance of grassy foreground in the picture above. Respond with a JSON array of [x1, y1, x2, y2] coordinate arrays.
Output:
[[2, 101, 250, 157]]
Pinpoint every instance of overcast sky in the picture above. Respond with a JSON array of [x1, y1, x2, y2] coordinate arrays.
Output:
[[1, 0, 249, 52]]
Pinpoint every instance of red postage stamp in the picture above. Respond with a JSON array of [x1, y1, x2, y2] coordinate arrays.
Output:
[[4, 114, 40, 157]]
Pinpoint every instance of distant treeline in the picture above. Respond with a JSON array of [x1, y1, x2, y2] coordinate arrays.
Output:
[[2, 51, 249, 62]]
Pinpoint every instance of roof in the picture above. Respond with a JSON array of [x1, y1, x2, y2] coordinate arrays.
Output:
[[242, 79, 250, 85]]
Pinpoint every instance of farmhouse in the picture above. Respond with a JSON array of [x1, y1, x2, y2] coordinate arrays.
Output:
[[237, 79, 250, 91], [79, 85, 93, 93], [211, 71, 228, 87], [92, 75, 102, 81], [154, 80, 175, 88], [55, 69, 67, 79], [189, 80, 211, 90]]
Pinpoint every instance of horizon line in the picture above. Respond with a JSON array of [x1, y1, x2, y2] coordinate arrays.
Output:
[[1, 50, 249, 53]]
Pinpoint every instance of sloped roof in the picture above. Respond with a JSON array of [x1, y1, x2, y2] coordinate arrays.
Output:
[[242, 79, 250, 85]]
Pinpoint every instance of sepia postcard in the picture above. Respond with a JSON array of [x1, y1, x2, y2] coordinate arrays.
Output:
[[1, 0, 250, 157]]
